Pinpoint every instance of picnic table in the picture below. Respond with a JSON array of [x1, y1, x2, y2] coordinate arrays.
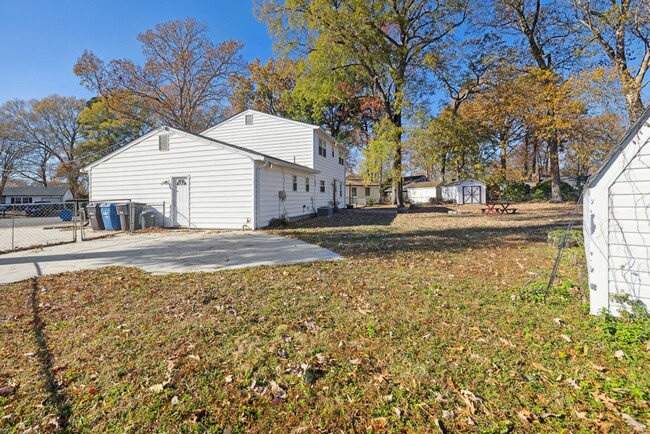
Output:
[[481, 202, 517, 215]]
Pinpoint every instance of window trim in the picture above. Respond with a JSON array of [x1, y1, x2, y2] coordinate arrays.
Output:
[[365, 187, 371, 197], [292, 175, 298, 192], [320, 180, 326, 193], [305, 177, 310, 192], [351, 187, 357, 197]]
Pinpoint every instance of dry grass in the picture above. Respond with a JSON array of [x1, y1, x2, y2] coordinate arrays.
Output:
[[1, 203, 648, 433]]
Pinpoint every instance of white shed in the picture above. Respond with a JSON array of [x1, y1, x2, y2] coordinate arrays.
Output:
[[441, 179, 486, 204], [584, 108, 650, 315], [406, 181, 443, 203]]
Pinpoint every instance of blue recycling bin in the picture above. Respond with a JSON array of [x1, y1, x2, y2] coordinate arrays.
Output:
[[59, 209, 72, 221], [100, 203, 121, 230]]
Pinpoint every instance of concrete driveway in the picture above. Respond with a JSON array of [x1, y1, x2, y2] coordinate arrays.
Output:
[[0, 230, 343, 284]]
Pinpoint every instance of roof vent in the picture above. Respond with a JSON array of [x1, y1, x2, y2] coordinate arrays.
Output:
[[245, 114, 254, 125], [159, 134, 169, 151]]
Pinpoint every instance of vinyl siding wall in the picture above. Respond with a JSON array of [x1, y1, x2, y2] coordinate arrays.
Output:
[[607, 146, 650, 309], [313, 130, 346, 208], [203, 112, 315, 167], [257, 163, 316, 227], [408, 187, 441, 203], [89, 132, 254, 229]]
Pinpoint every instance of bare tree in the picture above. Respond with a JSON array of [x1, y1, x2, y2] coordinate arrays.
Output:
[[74, 18, 244, 133], [572, 0, 650, 122], [0, 118, 29, 198]]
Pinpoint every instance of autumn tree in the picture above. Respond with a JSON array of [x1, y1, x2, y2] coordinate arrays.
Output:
[[0, 115, 29, 197], [480, 0, 583, 201], [257, 0, 468, 206], [74, 18, 244, 133], [78, 97, 148, 163], [572, 0, 650, 122]]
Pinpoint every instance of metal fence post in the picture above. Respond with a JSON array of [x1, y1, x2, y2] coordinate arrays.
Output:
[[11, 218, 15, 251]]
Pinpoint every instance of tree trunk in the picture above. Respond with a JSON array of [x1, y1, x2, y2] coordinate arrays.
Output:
[[624, 86, 645, 123], [500, 138, 507, 182], [391, 113, 404, 207], [548, 137, 563, 203]]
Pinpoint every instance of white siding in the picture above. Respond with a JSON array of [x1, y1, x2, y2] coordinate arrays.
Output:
[[408, 187, 440, 203], [313, 130, 346, 208], [606, 144, 650, 309], [89, 131, 254, 230], [257, 163, 315, 227], [203, 111, 315, 167]]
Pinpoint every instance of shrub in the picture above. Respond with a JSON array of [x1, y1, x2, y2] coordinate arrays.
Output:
[[531, 180, 579, 202], [502, 182, 531, 202], [367, 199, 376, 207], [547, 229, 583, 248], [267, 213, 289, 228]]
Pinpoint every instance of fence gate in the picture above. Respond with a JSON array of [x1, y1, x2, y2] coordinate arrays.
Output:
[[462, 186, 482, 204]]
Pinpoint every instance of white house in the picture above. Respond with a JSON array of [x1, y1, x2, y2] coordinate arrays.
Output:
[[346, 176, 381, 206], [584, 108, 650, 315], [83, 110, 346, 229], [441, 179, 486, 204], [406, 181, 443, 203], [1, 186, 73, 204]]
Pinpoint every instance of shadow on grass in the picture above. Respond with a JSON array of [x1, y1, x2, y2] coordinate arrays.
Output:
[[279, 213, 580, 256], [30, 275, 71, 430]]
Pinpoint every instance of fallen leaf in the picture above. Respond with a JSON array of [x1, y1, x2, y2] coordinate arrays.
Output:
[[225, 375, 233, 383], [171, 396, 179, 405], [614, 350, 625, 360], [533, 362, 552, 373], [0, 385, 16, 396], [621, 413, 646, 433], [517, 409, 536, 423], [357, 307, 372, 315], [553, 318, 564, 327], [560, 334, 572, 343], [565, 378, 581, 390], [591, 363, 608, 372], [149, 383, 166, 392]]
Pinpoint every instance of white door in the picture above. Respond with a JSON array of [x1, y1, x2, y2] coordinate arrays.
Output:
[[172, 177, 189, 227]]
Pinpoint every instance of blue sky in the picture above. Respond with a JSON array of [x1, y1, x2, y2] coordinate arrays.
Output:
[[0, 0, 274, 104]]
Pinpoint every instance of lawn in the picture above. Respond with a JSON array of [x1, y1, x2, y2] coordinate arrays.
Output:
[[1, 203, 648, 433]]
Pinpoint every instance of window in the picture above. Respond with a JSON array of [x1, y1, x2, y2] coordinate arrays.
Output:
[[332, 147, 335, 157], [318, 138, 326, 157], [159, 134, 169, 151], [11, 197, 32, 204], [320, 180, 325, 193], [245, 114, 254, 125], [340, 183, 343, 197], [305, 177, 310, 192], [351, 187, 357, 197], [292, 175, 298, 191], [365, 187, 371, 197], [338, 151, 344, 165]]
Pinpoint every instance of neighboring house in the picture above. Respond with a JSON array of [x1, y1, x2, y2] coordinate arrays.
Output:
[[83, 110, 346, 229], [441, 179, 486, 204], [346, 176, 381, 206], [406, 180, 443, 203], [584, 107, 650, 315], [1, 186, 73, 204], [383, 174, 429, 202]]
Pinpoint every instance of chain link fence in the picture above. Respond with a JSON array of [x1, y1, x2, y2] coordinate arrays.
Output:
[[0, 201, 168, 253], [0, 202, 78, 253]]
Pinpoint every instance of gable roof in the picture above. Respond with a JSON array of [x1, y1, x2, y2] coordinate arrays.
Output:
[[406, 181, 443, 189], [83, 126, 318, 174], [1, 186, 70, 196], [346, 176, 380, 186], [202, 109, 340, 146], [443, 179, 485, 187], [585, 106, 650, 189]]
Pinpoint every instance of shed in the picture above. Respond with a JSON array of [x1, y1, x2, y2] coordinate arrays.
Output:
[[583, 107, 650, 315], [406, 181, 443, 203], [441, 179, 486, 204]]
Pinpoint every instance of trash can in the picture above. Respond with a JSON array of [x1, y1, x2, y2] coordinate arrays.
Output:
[[140, 210, 157, 229], [116, 202, 146, 231], [86, 202, 105, 230], [100, 203, 121, 231], [59, 209, 72, 222]]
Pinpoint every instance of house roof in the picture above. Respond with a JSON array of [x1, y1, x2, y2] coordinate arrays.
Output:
[[406, 181, 443, 189], [83, 126, 319, 174], [1, 186, 70, 196], [584, 106, 650, 189], [346, 176, 380, 186], [202, 109, 341, 149], [443, 179, 485, 187]]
